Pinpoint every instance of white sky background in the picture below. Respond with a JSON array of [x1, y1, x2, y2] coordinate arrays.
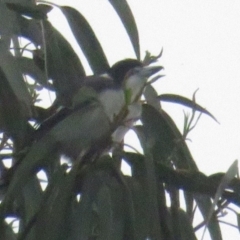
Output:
[[46, 0, 240, 239]]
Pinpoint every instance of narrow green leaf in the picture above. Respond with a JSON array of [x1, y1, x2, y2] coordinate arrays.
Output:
[[6, 3, 52, 20], [0, 45, 32, 117], [16, 57, 52, 89], [68, 171, 99, 240], [141, 104, 177, 165], [21, 177, 43, 225], [133, 126, 163, 239], [17, 17, 43, 46], [41, 21, 86, 105], [68, 164, 126, 240], [158, 93, 218, 123], [141, 104, 222, 239], [237, 213, 240, 233], [184, 192, 194, 221], [0, 221, 17, 240], [123, 152, 145, 179], [194, 195, 222, 240], [0, 2, 19, 36], [123, 152, 154, 239], [0, 66, 33, 149], [202, 160, 238, 239], [61, 6, 109, 75], [108, 0, 140, 59], [141, 104, 198, 169], [16, 17, 86, 105], [177, 209, 197, 240], [0, 136, 54, 216], [34, 166, 77, 240], [97, 178, 125, 240], [127, 177, 150, 240]]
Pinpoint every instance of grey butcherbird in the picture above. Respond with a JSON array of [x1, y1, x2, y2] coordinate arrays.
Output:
[[34, 59, 162, 159], [1, 59, 162, 203]]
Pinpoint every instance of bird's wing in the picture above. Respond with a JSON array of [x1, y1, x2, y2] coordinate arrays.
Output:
[[2, 102, 112, 209]]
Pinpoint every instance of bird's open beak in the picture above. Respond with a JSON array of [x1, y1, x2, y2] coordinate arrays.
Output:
[[140, 65, 163, 78]]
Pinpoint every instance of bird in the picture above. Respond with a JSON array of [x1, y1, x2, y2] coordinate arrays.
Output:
[[0, 59, 162, 208], [34, 59, 162, 147]]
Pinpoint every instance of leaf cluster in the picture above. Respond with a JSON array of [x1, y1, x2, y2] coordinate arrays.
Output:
[[0, 1, 239, 240]]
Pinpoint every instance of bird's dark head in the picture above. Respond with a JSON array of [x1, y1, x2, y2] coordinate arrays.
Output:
[[108, 59, 142, 86]]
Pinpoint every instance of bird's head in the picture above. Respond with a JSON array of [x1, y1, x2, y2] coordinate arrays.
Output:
[[108, 59, 142, 87]]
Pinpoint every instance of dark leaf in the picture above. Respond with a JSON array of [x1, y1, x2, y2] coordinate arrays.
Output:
[[177, 209, 197, 240], [69, 169, 101, 239], [0, 66, 32, 149], [6, 3, 52, 20], [33, 165, 76, 240], [140, 104, 177, 165], [123, 152, 146, 179], [17, 17, 43, 46], [132, 127, 163, 239], [15, 17, 86, 105], [124, 152, 158, 239], [194, 195, 222, 240], [0, 45, 32, 117], [69, 162, 126, 240], [158, 93, 218, 123], [203, 160, 238, 238], [108, 0, 140, 59], [16, 57, 53, 89], [141, 104, 198, 169], [96, 176, 125, 240], [0, 221, 17, 240], [0, 2, 19, 36], [184, 192, 194, 220], [61, 6, 109, 75], [126, 177, 149, 239], [20, 177, 43, 225], [237, 213, 240, 233], [0, 137, 54, 216], [40, 21, 86, 105], [141, 104, 222, 238]]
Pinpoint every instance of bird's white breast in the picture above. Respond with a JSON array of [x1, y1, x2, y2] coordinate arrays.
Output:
[[98, 89, 125, 122]]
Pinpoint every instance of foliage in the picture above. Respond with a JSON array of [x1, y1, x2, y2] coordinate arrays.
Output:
[[0, 1, 239, 239]]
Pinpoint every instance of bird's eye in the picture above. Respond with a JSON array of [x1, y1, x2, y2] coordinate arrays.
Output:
[[124, 67, 141, 80]]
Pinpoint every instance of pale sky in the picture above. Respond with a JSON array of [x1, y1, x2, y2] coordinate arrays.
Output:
[[46, 1, 240, 239]]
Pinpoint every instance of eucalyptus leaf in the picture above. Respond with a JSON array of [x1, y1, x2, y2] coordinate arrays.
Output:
[[6, 3, 52, 20], [0, 66, 32, 149], [0, 221, 17, 240], [158, 93, 218, 123], [20, 177, 43, 225], [16, 57, 52, 89], [141, 104, 222, 239], [108, 0, 140, 59], [33, 166, 77, 240], [40, 21, 86, 105], [177, 209, 197, 240], [17, 17, 43, 46], [61, 6, 109, 74], [133, 126, 163, 239], [202, 160, 238, 239], [96, 178, 125, 240], [0, 2, 18, 36], [0, 44, 32, 116]]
